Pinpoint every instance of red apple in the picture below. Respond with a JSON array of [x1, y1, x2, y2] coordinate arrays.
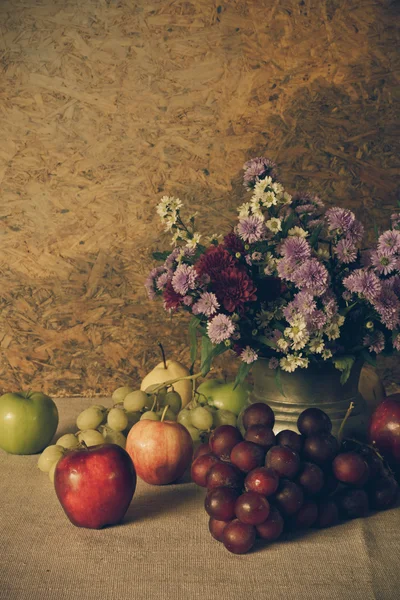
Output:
[[126, 419, 193, 485], [54, 443, 136, 529], [368, 394, 400, 470]]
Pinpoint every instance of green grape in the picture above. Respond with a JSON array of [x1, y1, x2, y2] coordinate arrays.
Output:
[[38, 445, 65, 473], [190, 406, 213, 431], [48, 459, 60, 483], [157, 407, 177, 422], [112, 386, 134, 403], [77, 429, 104, 446], [102, 427, 127, 449], [107, 407, 129, 432], [124, 390, 148, 412], [76, 407, 105, 431], [162, 391, 182, 414], [185, 425, 201, 443], [213, 409, 237, 428], [140, 411, 160, 421], [56, 433, 79, 449], [177, 409, 192, 427], [144, 385, 167, 406], [125, 410, 141, 430]]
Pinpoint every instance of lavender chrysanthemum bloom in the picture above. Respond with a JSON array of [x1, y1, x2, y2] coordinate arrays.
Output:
[[243, 157, 278, 188], [292, 192, 325, 214], [325, 207, 355, 235], [295, 259, 329, 296], [295, 203, 317, 214], [390, 213, 400, 230], [164, 247, 181, 269], [371, 248, 398, 276], [346, 219, 364, 243], [373, 286, 400, 330], [241, 346, 259, 364], [277, 257, 297, 282], [156, 272, 170, 290], [245, 254, 253, 266], [268, 357, 279, 369], [145, 266, 165, 300], [321, 291, 338, 318], [207, 314, 236, 344], [192, 292, 220, 317], [306, 310, 327, 332], [280, 236, 311, 263], [343, 269, 381, 301], [363, 330, 385, 354], [335, 238, 357, 264], [292, 291, 317, 315], [283, 302, 297, 323], [385, 274, 400, 295], [183, 295, 194, 306], [172, 264, 198, 295], [237, 215, 266, 244], [378, 229, 400, 254], [342, 290, 352, 302], [251, 251, 263, 261], [393, 333, 400, 351]]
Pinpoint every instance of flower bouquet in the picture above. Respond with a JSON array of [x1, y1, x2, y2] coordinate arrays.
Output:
[[145, 157, 400, 391]]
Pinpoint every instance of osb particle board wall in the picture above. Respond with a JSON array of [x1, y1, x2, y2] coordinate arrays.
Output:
[[0, 0, 399, 396]]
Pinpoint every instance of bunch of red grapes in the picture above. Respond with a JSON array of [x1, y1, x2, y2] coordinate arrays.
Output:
[[191, 403, 399, 554]]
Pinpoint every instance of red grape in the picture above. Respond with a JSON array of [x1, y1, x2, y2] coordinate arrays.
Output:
[[276, 429, 304, 453], [209, 425, 242, 461], [273, 479, 304, 516], [230, 441, 266, 473], [205, 487, 240, 521], [337, 489, 369, 519], [193, 442, 211, 460], [244, 467, 279, 497], [302, 433, 339, 465], [245, 425, 276, 450], [332, 452, 369, 486], [297, 407, 332, 436], [206, 462, 244, 490], [265, 445, 300, 479], [222, 519, 256, 554], [256, 506, 284, 541], [315, 499, 339, 528], [296, 462, 324, 495], [368, 477, 399, 510], [291, 501, 318, 530], [242, 403, 275, 430], [235, 491, 270, 525], [209, 517, 231, 541], [191, 454, 220, 487]]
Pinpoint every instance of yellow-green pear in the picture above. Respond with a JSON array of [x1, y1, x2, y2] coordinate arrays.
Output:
[[140, 360, 192, 408]]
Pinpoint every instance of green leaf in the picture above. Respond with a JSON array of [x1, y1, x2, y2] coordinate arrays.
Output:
[[201, 335, 213, 367], [309, 223, 323, 248], [200, 341, 227, 377], [333, 355, 355, 385], [281, 211, 297, 236], [254, 335, 277, 349], [274, 367, 286, 397], [189, 317, 201, 365], [233, 362, 252, 390], [373, 221, 379, 240], [340, 302, 357, 317], [151, 251, 170, 261], [361, 350, 377, 367]]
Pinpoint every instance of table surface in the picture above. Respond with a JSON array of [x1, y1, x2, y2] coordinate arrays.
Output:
[[1, 397, 400, 600]]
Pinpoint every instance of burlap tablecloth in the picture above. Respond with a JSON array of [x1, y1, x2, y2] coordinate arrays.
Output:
[[1, 397, 399, 600]]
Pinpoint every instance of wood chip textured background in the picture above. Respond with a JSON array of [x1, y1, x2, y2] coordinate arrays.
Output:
[[0, 0, 399, 396]]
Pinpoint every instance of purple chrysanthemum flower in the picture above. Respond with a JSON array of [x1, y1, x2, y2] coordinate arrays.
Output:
[[268, 357, 279, 369], [207, 314, 236, 344], [295, 259, 329, 296], [308, 218, 323, 229], [385, 275, 400, 295], [145, 266, 166, 300], [325, 207, 355, 235], [373, 286, 400, 330], [251, 252, 263, 261], [280, 236, 311, 263], [343, 269, 381, 301], [390, 213, 400, 230], [183, 295, 194, 306], [156, 272, 170, 290], [393, 333, 400, 351], [164, 247, 181, 269], [192, 292, 220, 317], [292, 192, 325, 214], [243, 157, 278, 188], [321, 291, 338, 318], [335, 238, 357, 264], [171, 264, 198, 296], [241, 346, 259, 364], [363, 330, 385, 354], [346, 219, 364, 243], [342, 290, 352, 301], [277, 257, 297, 282], [292, 291, 317, 315], [306, 310, 327, 332], [378, 230, 400, 254], [283, 302, 297, 322], [237, 215, 266, 244], [371, 248, 398, 276], [295, 203, 317, 215], [245, 254, 252, 266]]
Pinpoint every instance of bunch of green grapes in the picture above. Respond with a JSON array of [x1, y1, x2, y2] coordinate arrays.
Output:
[[177, 393, 238, 443]]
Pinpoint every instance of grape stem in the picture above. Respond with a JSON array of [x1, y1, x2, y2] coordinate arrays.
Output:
[[337, 401, 355, 444], [160, 405, 170, 422], [158, 342, 167, 370], [147, 371, 204, 395]]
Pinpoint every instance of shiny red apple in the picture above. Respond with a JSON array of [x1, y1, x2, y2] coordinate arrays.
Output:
[[54, 443, 136, 529], [126, 419, 193, 485], [368, 394, 400, 470]]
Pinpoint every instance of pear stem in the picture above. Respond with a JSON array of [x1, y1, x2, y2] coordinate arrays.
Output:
[[337, 401, 355, 444], [161, 405, 169, 422], [158, 342, 167, 370]]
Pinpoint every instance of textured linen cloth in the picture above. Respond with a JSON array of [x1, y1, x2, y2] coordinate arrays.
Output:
[[1, 397, 399, 600]]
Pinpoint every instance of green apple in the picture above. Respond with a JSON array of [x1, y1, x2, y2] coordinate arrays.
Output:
[[141, 360, 192, 408], [0, 391, 59, 455], [196, 379, 251, 416]]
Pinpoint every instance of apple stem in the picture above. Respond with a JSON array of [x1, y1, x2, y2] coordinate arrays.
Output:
[[158, 342, 167, 370], [160, 404, 169, 422], [337, 401, 355, 444]]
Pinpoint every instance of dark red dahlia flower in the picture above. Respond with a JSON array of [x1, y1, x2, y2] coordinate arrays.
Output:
[[163, 281, 182, 310], [223, 231, 245, 254], [213, 267, 257, 313], [195, 245, 236, 280]]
